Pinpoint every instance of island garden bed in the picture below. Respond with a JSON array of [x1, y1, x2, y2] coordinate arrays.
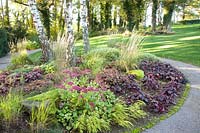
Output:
[[0, 49, 189, 133]]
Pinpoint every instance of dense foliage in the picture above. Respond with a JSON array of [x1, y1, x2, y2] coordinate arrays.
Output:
[[140, 60, 187, 113], [0, 63, 56, 95], [81, 48, 120, 74], [0, 29, 9, 57], [95, 60, 187, 113], [56, 85, 146, 133], [96, 67, 148, 105]]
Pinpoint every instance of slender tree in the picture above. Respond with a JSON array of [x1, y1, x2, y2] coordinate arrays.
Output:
[[64, 0, 75, 66], [37, 0, 51, 39], [5, 0, 10, 26], [58, 0, 65, 34], [0, 0, 4, 26], [28, 0, 52, 62], [80, 0, 90, 53]]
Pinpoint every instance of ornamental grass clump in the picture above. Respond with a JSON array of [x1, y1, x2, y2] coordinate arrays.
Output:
[[51, 34, 68, 71], [117, 32, 144, 71], [29, 101, 55, 131]]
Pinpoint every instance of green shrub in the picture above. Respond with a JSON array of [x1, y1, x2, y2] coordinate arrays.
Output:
[[82, 48, 120, 74], [86, 48, 120, 62], [127, 69, 145, 80], [10, 51, 33, 69], [28, 51, 42, 65], [0, 91, 23, 123], [178, 19, 200, 24], [0, 28, 9, 57], [25, 40, 40, 50], [40, 61, 56, 74], [57, 90, 112, 132], [72, 76, 99, 88], [57, 89, 146, 133], [26, 29, 40, 43], [136, 53, 159, 63], [82, 55, 105, 74]]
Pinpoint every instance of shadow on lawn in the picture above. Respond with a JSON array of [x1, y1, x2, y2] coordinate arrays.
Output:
[[143, 24, 200, 66]]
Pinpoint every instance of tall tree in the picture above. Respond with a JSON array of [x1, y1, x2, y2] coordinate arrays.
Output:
[[162, 0, 176, 32], [0, 0, 4, 26], [152, 0, 159, 32], [80, 0, 90, 53], [104, 1, 112, 29], [28, 0, 52, 62], [5, 0, 10, 26], [37, 0, 51, 39], [123, 0, 134, 31], [64, 0, 75, 66], [58, 0, 65, 34]]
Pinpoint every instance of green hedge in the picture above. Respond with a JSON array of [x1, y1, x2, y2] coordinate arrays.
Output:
[[0, 29, 9, 57], [178, 19, 200, 24]]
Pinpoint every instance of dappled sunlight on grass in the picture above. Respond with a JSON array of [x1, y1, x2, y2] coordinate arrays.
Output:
[[75, 24, 199, 66], [143, 24, 200, 66], [157, 44, 179, 49], [179, 36, 200, 41]]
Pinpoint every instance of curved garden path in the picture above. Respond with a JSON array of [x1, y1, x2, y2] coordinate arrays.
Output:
[[0, 49, 41, 70], [144, 58, 200, 133]]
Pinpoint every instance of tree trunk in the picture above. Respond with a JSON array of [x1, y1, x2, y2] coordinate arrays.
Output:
[[105, 2, 112, 29], [77, 10, 80, 32], [0, 0, 4, 26], [59, 0, 64, 34], [28, 0, 52, 62], [86, 0, 93, 30], [152, 0, 159, 33], [182, 4, 186, 20], [80, 0, 90, 53], [100, 2, 105, 30], [162, 1, 175, 32], [5, 0, 10, 26], [64, 0, 75, 66]]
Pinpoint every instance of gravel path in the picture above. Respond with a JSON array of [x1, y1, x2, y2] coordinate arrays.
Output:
[[0, 49, 41, 70], [144, 58, 200, 133]]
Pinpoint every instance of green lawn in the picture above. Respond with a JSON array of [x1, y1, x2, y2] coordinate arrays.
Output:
[[143, 24, 200, 66], [76, 24, 200, 66], [30, 24, 200, 66]]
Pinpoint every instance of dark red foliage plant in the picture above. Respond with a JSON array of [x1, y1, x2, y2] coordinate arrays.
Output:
[[95, 67, 149, 105]]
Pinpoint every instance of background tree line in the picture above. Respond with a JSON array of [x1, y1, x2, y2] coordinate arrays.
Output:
[[0, 0, 199, 61]]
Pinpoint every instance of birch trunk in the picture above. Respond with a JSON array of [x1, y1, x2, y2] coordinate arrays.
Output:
[[64, 0, 75, 66], [80, 0, 90, 53], [28, 0, 52, 62]]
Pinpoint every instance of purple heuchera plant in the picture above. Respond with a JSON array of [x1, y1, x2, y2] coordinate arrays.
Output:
[[142, 73, 160, 90]]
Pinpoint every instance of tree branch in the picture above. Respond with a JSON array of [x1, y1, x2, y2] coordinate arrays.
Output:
[[13, 0, 28, 6]]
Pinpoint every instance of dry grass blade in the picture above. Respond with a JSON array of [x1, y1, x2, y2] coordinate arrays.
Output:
[[118, 32, 144, 71]]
